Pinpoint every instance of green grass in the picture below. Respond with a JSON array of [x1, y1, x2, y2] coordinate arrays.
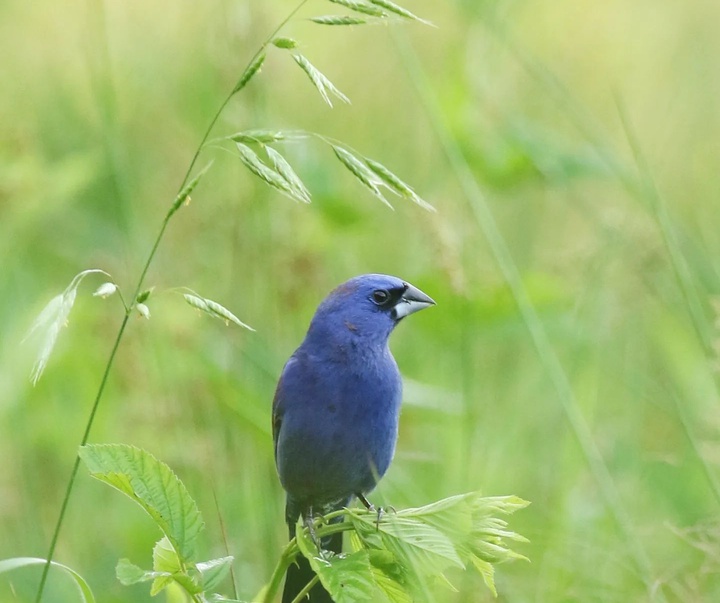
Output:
[[2, 0, 720, 601]]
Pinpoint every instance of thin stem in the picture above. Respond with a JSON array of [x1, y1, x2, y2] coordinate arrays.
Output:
[[34, 3, 311, 600], [183, 0, 311, 193], [262, 543, 297, 603], [290, 575, 320, 603], [34, 313, 130, 602]]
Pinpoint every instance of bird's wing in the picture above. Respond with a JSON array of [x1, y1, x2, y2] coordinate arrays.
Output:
[[271, 356, 297, 462]]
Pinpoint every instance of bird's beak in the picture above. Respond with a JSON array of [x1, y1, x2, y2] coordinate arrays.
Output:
[[392, 282, 436, 320]]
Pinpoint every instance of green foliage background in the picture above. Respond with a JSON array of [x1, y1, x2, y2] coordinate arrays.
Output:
[[2, 0, 720, 601]]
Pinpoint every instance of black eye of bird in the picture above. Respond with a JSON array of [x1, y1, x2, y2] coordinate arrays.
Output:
[[372, 289, 390, 305]]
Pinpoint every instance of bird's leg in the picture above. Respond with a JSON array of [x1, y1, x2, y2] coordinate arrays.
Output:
[[303, 507, 321, 549], [356, 492, 384, 530]]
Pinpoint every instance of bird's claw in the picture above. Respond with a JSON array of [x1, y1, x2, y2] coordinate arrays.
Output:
[[356, 493, 396, 530]]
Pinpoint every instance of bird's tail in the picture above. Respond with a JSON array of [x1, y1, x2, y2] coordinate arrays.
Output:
[[282, 499, 348, 603]]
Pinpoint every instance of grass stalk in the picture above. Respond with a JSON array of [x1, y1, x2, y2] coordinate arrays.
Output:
[[33, 2, 311, 599], [392, 28, 667, 603], [33, 314, 130, 601]]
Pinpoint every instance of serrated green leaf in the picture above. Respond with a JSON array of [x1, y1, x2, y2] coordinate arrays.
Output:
[[293, 54, 350, 107], [332, 145, 393, 208], [470, 555, 497, 596], [271, 36, 298, 49], [197, 556, 234, 591], [25, 269, 109, 385], [115, 558, 170, 586], [233, 52, 265, 94], [79, 444, 204, 563], [150, 574, 175, 596], [230, 130, 287, 144], [183, 293, 255, 330], [236, 142, 306, 203], [0, 557, 96, 603], [368, 0, 433, 25], [296, 528, 378, 603], [310, 15, 368, 25], [370, 566, 412, 603], [364, 157, 436, 212], [153, 536, 181, 574], [328, 0, 387, 17], [169, 161, 213, 216], [352, 513, 464, 578], [265, 146, 311, 203]]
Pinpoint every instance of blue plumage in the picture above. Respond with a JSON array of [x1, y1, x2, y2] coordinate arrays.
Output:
[[272, 274, 435, 602]]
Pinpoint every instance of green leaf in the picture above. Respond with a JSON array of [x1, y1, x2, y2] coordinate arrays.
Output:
[[370, 565, 412, 603], [169, 161, 213, 216], [364, 157, 436, 212], [235, 142, 307, 203], [24, 269, 110, 385], [332, 145, 393, 208], [79, 444, 204, 563], [197, 556, 234, 591], [293, 54, 350, 107], [233, 52, 266, 94], [296, 528, 378, 603], [310, 15, 368, 25], [115, 557, 170, 586], [470, 555, 497, 596], [183, 292, 255, 330], [153, 536, 181, 574], [367, 0, 433, 25], [0, 557, 96, 603], [357, 514, 464, 574], [265, 146, 311, 203], [328, 0, 387, 17]]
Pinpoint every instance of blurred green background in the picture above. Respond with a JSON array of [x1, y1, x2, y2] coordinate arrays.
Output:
[[2, 0, 720, 601]]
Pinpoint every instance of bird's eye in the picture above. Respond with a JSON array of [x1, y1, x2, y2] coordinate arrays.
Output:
[[372, 289, 390, 305]]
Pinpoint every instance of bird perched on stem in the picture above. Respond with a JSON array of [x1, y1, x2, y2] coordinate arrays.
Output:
[[272, 274, 435, 602]]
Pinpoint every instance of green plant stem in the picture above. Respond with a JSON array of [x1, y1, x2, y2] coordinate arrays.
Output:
[[290, 575, 320, 603], [262, 543, 297, 603], [261, 518, 352, 603], [34, 313, 130, 602], [34, 3, 313, 600]]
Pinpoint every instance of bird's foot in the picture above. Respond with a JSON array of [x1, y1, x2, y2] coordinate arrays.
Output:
[[356, 493, 396, 530], [303, 510, 322, 550]]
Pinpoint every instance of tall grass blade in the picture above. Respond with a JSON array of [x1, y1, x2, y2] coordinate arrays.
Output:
[[0, 557, 96, 603], [393, 28, 667, 603]]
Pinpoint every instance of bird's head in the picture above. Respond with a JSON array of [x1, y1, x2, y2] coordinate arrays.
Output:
[[304, 274, 436, 350]]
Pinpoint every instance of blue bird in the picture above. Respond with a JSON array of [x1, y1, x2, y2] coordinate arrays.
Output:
[[272, 274, 435, 602]]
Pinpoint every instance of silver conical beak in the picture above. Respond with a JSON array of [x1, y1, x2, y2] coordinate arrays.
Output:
[[392, 282, 436, 320]]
